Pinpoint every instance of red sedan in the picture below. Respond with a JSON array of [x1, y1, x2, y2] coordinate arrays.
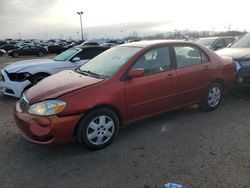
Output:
[[14, 40, 236, 149]]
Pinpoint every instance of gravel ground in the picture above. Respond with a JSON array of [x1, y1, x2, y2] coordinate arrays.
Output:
[[0, 55, 250, 188]]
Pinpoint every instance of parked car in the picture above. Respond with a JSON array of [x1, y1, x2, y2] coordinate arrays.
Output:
[[0, 41, 8, 46], [100, 42, 117, 48], [216, 32, 250, 87], [0, 49, 6, 56], [81, 41, 99, 46], [197, 36, 236, 51], [8, 45, 48, 58], [13, 40, 236, 149], [1, 46, 108, 98], [47, 45, 64, 54], [0, 44, 18, 52]]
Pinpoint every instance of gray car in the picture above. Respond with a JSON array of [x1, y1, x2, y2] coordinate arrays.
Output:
[[197, 36, 235, 51], [216, 33, 250, 87]]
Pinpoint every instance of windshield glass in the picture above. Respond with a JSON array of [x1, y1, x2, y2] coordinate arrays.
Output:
[[79, 46, 141, 77], [197, 38, 217, 46], [231, 33, 250, 48], [53, 48, 79, 61]]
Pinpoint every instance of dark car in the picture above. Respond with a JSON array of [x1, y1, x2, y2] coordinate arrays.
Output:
[[0, 44, 18, 52], [0, 41, 8, 46], [0, 49, 6, 56], [197, 36, 236, 51], [216, 32, 250, 87], [47, 45, 64, 54], [8, 45, 48, 58]]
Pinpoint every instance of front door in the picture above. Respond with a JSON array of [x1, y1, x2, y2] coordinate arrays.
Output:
[[125, 46, 177, 121]]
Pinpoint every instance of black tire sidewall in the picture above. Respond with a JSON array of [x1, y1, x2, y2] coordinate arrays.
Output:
[[13, 52, 19, 58], [202, 83, 222, 111], [77, 108, 119, 149]]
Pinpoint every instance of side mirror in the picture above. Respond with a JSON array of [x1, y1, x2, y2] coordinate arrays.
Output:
[[72, 57, 81, 62], [127, 68, 145, 79]]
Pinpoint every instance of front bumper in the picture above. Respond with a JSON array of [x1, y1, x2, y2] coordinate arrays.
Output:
[[13, 102, 82, 145], [0, 69, 31, 98]]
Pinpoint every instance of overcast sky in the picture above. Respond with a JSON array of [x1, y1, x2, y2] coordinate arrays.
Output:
[[0, 0, 249, 40]]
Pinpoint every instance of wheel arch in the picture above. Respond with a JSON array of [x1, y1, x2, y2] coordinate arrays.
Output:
[[73, 104, 123, 137], [23, 72, 51, 91], [212, 78, 225, 91]]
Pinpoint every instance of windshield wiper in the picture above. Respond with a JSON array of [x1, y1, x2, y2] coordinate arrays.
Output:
[[76, 69, 102, 78]]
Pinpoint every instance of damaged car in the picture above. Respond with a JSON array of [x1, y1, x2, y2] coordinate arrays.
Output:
[[0, 46, 108, 98], [216, 32, 250, 87]]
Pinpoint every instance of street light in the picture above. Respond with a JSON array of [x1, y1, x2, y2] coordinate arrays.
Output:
[[77, 11, 84, 41]]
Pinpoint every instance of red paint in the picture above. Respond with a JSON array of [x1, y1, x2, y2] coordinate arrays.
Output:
[[14, 41, 236, 145]]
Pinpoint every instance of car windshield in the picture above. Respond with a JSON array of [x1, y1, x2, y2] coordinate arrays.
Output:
[[230, 33, 250, 48], [79, 46, 141, 77], [197, 38, 217, 46], [53, 48, 79, 61]]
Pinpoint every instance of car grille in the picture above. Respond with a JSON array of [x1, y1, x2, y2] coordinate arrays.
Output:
[[19, 95, 29, 111]]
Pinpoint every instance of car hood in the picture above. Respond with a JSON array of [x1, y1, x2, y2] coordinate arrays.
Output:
[[5, 59, 55, 73], [25, 70, 104, 104], [216, 48, 250, 60]]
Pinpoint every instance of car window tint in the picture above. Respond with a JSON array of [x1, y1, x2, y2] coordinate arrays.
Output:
[[216, 39, 226, 46], [78, 49, 105, 59], [174, 46, 203, 68], [131, 46, 171, 75]]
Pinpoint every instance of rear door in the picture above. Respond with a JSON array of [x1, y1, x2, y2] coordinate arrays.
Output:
[[125, 46, 178, 120], [173, 45, 213, 105]]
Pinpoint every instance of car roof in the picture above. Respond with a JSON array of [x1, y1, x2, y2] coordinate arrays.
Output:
[[199, 36, 234, 40], [120, 40, 198, 48], [76, 45, 109, 50]]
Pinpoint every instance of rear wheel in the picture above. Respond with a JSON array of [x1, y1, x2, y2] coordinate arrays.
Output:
[[13, 52, 19, 58], [201, 82, 222, 111], [76, 108, 119, 149], [38, 51, 44, 57]]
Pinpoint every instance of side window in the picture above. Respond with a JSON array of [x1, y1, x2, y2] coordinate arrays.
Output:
[[216, 39, 226, 46], [22, 46, 29, 50], [131, 46, 171, 76], [174, 46, 203, 68], [78, 49, 104, 59]]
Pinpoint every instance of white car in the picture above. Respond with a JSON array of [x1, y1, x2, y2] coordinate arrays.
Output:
[[0, 46, 108, 98]]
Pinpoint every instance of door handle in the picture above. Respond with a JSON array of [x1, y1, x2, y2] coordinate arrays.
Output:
[[203, 65, 209, 70], [166, 73, 175, 79]]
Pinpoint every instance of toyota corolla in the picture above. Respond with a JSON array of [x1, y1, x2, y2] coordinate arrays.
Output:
[[13, 40, 236, 149]]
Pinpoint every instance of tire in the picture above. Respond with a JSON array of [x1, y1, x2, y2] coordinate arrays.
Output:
[[31, 73, 49, 85], [201, 82, 222, 111], [38, 51, 44, 57], [76, 108, 119, 150], [13, 52, 19, 58]]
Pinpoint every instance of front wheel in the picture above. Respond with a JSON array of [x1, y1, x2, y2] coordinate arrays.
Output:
[[76, 108, 119, 149], [201, 82, 222, 111]]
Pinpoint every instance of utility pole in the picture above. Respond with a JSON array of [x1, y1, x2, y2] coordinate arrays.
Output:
[[77, 11, 84, 41]]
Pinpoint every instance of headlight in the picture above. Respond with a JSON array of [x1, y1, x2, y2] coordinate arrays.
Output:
[[234, 61, 242, 71], [28, 100, 66, 116], [8, 72, 31, 81]]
